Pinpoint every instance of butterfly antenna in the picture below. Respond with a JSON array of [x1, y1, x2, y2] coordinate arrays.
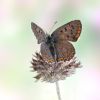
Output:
[[48, 21, 57, 34]]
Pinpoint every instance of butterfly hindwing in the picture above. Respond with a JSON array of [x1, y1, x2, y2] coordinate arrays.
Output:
[[54, 41, 75, 61], [31, 22, 46, 44], [40, 42, 55, 63], [51, 20, 82, 42]]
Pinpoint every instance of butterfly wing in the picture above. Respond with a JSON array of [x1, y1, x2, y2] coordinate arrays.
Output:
[[54, 41, 75, 61], [51, 20, 82, 42], [40, 42, 55, 63], [31, 22, 46, 44]]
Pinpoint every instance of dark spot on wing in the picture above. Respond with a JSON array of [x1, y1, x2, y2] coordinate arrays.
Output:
[[64, 27, 67, 31], [60, 30, 63, 33], [73, 36, 77, 41], [71, 25, 74, 29], [67, 35, 69, 38], [71, 30, 73, 34]]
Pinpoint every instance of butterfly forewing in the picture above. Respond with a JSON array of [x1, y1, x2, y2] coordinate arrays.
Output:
[[54, 41, 75, 61], [51, 20, 82, 42], [31, 22, 46, 44]]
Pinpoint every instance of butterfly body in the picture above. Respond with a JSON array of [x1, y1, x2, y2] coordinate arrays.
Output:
[[31, 20, 82, 63], [45, 35, 56, 60]]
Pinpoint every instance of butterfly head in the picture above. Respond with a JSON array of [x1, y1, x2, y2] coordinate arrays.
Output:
[[45, 35, 52, 44]]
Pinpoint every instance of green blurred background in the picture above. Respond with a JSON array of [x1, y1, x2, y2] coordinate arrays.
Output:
[[0, 0, 100, 100]]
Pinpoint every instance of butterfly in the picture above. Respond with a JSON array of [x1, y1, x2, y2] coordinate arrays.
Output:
[[31, 20, 82, 63]]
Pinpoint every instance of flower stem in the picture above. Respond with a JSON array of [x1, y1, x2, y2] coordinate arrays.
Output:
[[55, 81, 62, 100]]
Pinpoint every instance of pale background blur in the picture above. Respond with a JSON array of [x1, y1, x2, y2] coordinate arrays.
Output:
[[0, 0, 100, 100]]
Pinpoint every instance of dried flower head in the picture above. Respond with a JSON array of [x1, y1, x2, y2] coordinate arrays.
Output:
[[31, 53, 81, 83]]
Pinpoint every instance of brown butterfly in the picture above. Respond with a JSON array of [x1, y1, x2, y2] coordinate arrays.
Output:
[[31, 20, 82, 63]]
